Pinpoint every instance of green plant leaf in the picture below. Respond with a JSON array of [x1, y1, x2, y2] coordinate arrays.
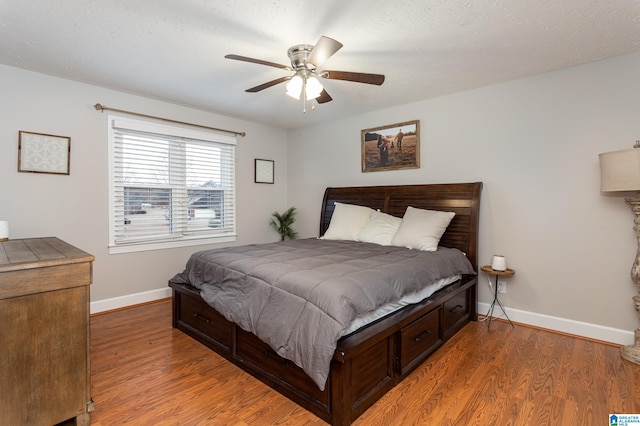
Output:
[[270, 207, 298, 240]]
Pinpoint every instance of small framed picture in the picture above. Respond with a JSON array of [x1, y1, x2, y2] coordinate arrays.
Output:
[[361, 120, 420, 172], [18, 131, 71, 175], [255, 158, 274, 184]]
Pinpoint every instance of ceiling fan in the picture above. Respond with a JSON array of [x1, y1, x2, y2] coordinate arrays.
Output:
[[225, 36, 385, 109]]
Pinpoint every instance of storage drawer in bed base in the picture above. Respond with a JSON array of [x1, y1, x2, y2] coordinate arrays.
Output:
[[172, 285, 232, 354], [442, 283, 472, 340], [398, 306, 443, 375], [170, 276, 477, 426]]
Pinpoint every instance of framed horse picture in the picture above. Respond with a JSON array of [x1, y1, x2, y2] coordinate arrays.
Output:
[[361, 120, 419, 172]]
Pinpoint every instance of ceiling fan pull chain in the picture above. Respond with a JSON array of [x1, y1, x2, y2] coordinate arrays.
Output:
[[303, 78, 307, 113]]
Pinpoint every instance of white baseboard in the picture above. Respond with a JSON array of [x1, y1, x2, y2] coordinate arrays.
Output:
[[90, 287, 172, 314], [478, 302, 634, 346]]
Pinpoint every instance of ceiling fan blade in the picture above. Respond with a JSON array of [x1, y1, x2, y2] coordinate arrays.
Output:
[[321, 70, 385, 85], [316, 89, 332, 104], [307, 36, 343, 68], [246, 76, 291, 93], [225, 54, 291, 70]]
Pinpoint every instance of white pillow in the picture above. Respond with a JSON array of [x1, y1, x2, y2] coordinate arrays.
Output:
[[391, 206, 455, 251], [357, 211, 402, 246], [322, 202, 375, 241]]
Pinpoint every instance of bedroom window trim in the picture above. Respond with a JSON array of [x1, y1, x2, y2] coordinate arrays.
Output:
[[108, 114, 237, 254]]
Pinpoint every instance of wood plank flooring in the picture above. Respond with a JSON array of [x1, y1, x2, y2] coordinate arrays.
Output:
[[88, 299, 639, 425]]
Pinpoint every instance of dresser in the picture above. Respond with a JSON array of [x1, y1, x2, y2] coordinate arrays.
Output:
[[0, 237, 95, 426]]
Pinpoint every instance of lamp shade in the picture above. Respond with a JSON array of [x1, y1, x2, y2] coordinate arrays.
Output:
[[599, 147, 640, 192]]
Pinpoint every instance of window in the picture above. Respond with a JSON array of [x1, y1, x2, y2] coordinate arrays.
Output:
[[108, 116, 236, 253]]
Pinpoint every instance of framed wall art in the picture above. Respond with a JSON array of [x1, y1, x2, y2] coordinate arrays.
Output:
[[255, 158, 274, 184], [18, 131, 71, 175], [361, 120, 420, 172]]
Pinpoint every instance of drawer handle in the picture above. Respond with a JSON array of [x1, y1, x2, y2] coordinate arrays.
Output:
[[193, 313, 210, 324], [414, 329, 432, 343], [262, 349, 290, 365], [450, 305, 464, 313]]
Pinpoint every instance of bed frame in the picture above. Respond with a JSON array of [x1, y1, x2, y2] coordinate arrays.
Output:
[[170, 182, 482, 425]]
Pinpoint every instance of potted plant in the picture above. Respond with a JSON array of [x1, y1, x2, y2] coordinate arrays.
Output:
[[270, 207, 298, 241]]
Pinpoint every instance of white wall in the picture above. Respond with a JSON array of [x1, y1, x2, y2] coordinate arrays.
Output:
[[287, 52, 640, 344], [0, 65, 288, 308]]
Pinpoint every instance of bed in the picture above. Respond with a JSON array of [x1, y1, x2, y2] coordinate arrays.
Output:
[[169, 182, 482, 425]]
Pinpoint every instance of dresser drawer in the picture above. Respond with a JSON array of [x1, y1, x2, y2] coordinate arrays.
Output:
[[235, 328, 329, 407], [177, 293, 231, 352], [398, 307, 442, 375], [442, 288, 469, 336]]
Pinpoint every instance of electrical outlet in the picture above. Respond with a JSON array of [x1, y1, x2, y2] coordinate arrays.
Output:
[[498, 279, 507, 294]]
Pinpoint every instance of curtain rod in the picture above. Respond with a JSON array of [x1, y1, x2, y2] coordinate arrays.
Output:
[[94, 103, 246, 137]]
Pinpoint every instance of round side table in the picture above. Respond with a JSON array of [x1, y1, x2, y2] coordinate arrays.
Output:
[[480, 265, 515, 329]]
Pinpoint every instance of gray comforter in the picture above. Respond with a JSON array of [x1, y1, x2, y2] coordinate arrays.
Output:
[[172, 238, 475, 390]]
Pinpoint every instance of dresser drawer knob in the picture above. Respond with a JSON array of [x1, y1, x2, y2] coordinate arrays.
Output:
[[450, 304, 464, 313], [193, 312, 211, 324], [414, 329, 432, 343]]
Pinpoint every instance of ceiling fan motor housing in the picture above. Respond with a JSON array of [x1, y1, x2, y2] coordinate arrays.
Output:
[[288, 44, 315, 70]]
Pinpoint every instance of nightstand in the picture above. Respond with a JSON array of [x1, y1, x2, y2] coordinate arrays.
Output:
[[480, 265, 515, 329]]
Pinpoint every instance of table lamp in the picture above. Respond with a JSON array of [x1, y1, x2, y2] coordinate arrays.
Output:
[[599, 142, 640, 365]]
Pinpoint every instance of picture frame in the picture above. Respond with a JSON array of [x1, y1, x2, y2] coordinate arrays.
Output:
[[361, 120, 420, 172], [255, 158, 274, 184], [18, 131, 71, 175]]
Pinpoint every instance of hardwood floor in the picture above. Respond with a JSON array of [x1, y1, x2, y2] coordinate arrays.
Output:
[[88, 299, 639, 425]]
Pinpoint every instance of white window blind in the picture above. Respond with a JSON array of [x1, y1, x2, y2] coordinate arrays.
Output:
[[108, 116, 236, 252]]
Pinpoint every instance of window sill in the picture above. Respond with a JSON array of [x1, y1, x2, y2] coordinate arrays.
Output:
[[109, 235, 236, 254]]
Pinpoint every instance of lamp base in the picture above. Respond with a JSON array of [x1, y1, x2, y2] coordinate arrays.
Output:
[[621, 344, 640, 365], [623, 199, 640, 365], [620, 328, 640, 365]]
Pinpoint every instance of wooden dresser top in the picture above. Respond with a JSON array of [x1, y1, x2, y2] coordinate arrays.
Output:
[[0, 237, 95, 273]]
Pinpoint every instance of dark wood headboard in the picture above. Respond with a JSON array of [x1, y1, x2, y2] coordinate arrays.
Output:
[[320, 182, 483, 272]]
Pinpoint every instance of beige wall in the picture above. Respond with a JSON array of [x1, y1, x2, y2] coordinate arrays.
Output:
[[287, 52, 640, 344], [0, 65, 289, 304]]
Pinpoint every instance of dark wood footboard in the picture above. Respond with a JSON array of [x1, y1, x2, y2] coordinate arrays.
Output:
[[170, 275, 477, 425]]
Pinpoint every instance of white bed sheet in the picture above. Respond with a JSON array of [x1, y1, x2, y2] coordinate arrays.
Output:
[[342, 274, 461, 336]]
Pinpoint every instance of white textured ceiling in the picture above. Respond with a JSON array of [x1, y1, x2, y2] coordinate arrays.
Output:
[[1, 1, 640, 129]]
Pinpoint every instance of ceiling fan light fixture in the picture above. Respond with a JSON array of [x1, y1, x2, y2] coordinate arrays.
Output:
[[286, 74, 303, 99], [305, 76, 323, 100]]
